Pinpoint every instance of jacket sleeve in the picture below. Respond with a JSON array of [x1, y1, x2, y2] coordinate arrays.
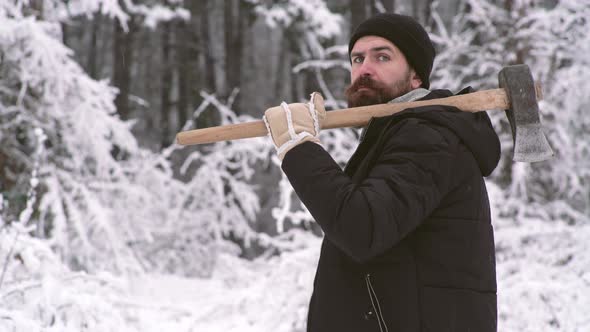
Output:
[[281, 118, 458, 263]]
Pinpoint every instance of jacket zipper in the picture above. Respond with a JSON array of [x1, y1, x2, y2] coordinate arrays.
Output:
[[365, 273, 389, 332]]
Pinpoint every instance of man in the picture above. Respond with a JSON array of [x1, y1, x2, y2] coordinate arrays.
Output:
[[264, 13, 500, 332]]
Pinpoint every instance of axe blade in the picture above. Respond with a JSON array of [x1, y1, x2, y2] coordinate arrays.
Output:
[[498, 65, 554, 162]]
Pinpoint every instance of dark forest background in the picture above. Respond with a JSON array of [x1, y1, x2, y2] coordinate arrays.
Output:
[[62, 0, 468, 148], [61, 0, 471, 252]]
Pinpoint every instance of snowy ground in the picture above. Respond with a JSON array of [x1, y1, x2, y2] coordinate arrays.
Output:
[[494, 217, 590, 331], [120, 241, 319, 332], [89, 216, 590, 332], [117, 216, 590, 332], [1, 187, 589, 332]]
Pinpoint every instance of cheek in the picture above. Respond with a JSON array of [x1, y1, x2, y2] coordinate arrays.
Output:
[[382, 76, 396, 87], [350, 69, 359, 83], [383, 69, 405, 85]]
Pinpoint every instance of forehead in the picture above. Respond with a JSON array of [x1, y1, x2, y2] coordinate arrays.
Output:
[[351, 35, 400, 54]]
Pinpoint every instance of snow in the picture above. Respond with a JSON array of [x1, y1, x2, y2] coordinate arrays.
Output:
[[0, 227, 321, 332], [1, 0, 589, 331], [2, 215, 589, 331], [137, 5, 190, 30], [256, 0, 343, 40], [497, 229, 590, 330]]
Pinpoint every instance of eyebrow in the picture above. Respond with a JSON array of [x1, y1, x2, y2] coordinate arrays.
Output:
[[350, 46, 395, 58]]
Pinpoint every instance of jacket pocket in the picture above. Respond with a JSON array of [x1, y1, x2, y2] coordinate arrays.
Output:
[[421, 285, 497, 332]]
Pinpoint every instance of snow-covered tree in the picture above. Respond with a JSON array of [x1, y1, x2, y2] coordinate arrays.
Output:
[[0, 1, 277, 328], [430, 0, 590, 220]]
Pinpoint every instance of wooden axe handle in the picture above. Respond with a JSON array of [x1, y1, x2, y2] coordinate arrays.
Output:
[[176, 86, 540, 146]]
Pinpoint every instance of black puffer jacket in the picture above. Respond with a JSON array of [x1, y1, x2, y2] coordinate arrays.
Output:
[[281, 89, 501, 332]]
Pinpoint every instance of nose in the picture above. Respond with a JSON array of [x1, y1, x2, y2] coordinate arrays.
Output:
[[352, 59, 375, 81]]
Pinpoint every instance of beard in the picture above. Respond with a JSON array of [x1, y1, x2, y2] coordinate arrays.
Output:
[[345, 71, 414, 108]]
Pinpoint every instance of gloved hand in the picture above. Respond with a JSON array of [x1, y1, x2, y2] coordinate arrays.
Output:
[[263, 92, 326, 161]]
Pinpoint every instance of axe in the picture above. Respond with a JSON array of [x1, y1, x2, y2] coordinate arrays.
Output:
[[176, 64, 553, 162]]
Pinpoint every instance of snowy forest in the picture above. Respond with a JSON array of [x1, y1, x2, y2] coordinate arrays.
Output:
[[0, 0, 589, 331]]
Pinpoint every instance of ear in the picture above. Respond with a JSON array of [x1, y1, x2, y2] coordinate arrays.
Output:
[[410, 70, 423, 89]]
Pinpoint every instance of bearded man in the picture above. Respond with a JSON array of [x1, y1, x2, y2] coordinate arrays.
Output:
[[263, 13, 500, 332]]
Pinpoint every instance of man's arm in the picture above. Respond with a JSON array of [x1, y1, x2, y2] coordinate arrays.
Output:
[[282, 118, 457, 263]]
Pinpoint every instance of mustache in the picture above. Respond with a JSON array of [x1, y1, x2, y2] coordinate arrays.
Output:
[[345, 75, 388, 96]]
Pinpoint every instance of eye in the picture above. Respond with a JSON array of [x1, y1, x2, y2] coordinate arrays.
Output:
[[377, 54, 390, 62], [352, 56, 364, 64]]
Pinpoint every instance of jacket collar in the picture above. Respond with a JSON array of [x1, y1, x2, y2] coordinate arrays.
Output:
[[388, 88, 431, 104]]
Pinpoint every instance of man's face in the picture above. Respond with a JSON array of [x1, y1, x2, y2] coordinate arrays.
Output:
[[346, 36, 422, 107]]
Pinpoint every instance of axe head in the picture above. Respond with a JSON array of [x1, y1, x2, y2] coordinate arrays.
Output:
[[498, 65, 554, 162]]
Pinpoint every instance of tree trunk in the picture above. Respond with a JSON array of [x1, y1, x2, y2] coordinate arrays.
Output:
[[192, 3, 206, 93], [393, 0, 431, 24], [409, 0, 432, 25], [225, 0, 243, 92], [61, 22, 69, 46], [350, 0, 373, 33], [160, 21, 173, 148], [139, 28, 156, 133], [434, 0, 462, 29], [176, 21, 190, 131], [374, 0, 396, 12], [87, 13, 102, 79], [113, 18, 136, 120], [206, 0, 229, 98]]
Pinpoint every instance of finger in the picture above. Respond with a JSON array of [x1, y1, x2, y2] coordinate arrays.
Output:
[[263, 105, 289, 143], [310, 92, 326, 118]]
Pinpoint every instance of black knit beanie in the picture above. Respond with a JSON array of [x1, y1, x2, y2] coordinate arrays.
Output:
[[348, 13, 436, 89]]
